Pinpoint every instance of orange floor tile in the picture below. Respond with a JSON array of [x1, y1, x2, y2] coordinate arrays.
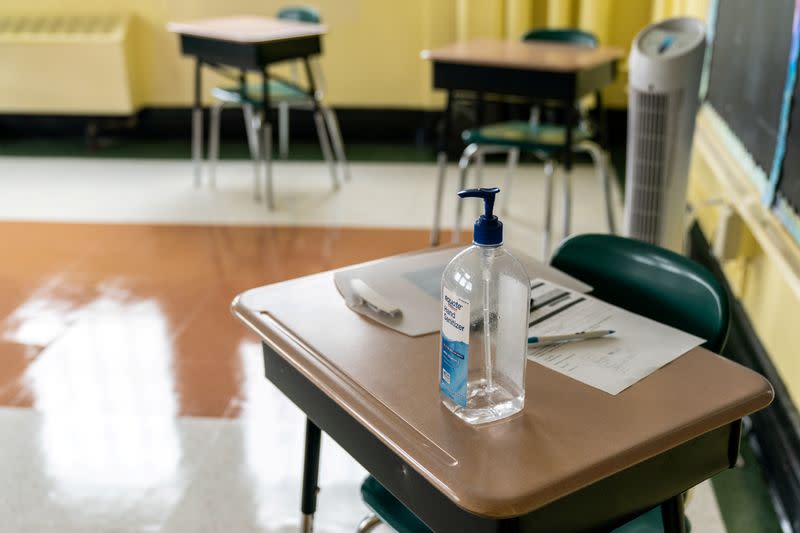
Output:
[[0, 222, 462, 417]]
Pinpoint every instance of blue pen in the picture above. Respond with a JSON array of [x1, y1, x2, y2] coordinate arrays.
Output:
[[528, 329, 615, 347]]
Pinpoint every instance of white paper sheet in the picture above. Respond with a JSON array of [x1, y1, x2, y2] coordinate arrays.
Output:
[[527, 280, 705, 395]]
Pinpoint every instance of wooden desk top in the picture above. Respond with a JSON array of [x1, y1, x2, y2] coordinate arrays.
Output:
[[167, 15, 326, 44], [422, 39, 625, 72], [232, 248, 773, 518]]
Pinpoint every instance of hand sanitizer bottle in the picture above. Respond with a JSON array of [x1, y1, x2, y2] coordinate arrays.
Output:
[[439, 187, 530, 424]]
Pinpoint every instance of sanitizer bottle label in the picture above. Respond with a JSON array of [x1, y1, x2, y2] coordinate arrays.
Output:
[[440, 287, 470, 406]]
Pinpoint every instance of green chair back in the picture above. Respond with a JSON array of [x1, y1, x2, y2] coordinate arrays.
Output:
[[550, 234, 730, 353], [522, 28, 598, 48], [277, 5, 321, 23]]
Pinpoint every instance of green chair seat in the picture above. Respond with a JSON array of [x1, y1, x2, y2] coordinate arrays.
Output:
[[522, 28, 598, 47], [276, 5, 320, 23], [361, 476, 431, 533], [211, 80, 310, 106], [613, 507, 691, 532], [362, 476, 690, 533], [462, 121, 593, 153]]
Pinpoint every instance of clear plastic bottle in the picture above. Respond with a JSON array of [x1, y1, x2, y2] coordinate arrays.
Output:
[[439, 188, 530, 424]]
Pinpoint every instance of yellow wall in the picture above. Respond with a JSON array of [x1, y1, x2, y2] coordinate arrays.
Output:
[[1, 0, 694, 111], [1, 0, 456, 109], [689, 120, 800, 405]]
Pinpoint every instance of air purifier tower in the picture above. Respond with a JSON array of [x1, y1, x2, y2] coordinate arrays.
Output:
[[624, 17, 706, 252]]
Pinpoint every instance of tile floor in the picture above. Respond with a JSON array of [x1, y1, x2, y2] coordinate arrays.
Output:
[[0, 156, 729, 532]]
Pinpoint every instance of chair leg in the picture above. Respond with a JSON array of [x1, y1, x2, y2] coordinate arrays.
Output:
[[473, 150, 485, 218], [313, 110, 339, 191], [576, 140, 617, 235], [501, 148, 519, 214], [208, 102, 224, 189], [242, 104, 259, 159], [601, 152, 618, 235], [431, 151, 448, 246], [243, 104, 262, 202], [562, 164, 572, 240], [192, 107, 203, 188], [322, 106, 350, 182], [543, 160, 555, 259], [263, 121, 274, 209], [453, 144, 480, 244], [278, 101, 290, 159], [357, 513, 382, 532]]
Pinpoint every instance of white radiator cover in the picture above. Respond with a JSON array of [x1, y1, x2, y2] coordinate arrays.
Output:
[[624, 18, 706, 252], [0, 15, 135, 115]]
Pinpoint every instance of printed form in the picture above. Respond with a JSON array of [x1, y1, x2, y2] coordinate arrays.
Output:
[[527, 280, 704, 395]]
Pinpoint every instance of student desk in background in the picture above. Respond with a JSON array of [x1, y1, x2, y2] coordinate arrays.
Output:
[[422, 39, 624, 245], [232, 248, 773, 533], [167, 16, 326, 204]]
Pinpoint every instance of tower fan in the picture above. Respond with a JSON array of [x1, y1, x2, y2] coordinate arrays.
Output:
[[624, 17, 706, 252]]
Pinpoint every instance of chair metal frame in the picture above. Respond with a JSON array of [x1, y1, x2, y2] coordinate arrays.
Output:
[[204, 26, 349, 207], [433, 138, 617, 258]]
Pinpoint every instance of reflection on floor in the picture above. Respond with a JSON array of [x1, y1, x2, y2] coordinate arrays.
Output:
[[0, 221, 436, 532], [0, 157, 728, 532]]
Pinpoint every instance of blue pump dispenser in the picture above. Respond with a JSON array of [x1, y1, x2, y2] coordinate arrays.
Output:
[[458, 187, 503, 246]]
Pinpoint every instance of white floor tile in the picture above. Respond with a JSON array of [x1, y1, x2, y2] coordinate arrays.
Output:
[[0, 407, 225, 532], [686, 480, 728, 533], [160, 340, 370, 533], [0, 157, 623, 261]]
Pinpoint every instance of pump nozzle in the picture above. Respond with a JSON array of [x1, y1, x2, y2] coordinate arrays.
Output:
[[457, 187, 503, 246]]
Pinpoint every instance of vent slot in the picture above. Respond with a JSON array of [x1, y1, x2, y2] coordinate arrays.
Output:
[[0, 16, 125, 40]]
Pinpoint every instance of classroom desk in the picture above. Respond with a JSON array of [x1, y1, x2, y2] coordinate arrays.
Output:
[[167, 16, 327, 208], [421, 39, 625, 245], [231, 248, 773, 532]]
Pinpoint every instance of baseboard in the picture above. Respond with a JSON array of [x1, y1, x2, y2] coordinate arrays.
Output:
[[0, 106, 628, 156], [688, 223, 800, 533]]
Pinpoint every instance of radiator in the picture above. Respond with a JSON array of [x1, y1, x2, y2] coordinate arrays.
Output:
[[0, 15, 135, 115]]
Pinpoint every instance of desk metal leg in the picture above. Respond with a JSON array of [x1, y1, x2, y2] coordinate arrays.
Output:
[[596, 90, 609, 151], [561, 104, 575, 240], [660, 494, 686, 533], [192, 58, 203, 188], [431, 90, 453, 246], [301, 418, 322, 533], [542, 160, 555, 259]]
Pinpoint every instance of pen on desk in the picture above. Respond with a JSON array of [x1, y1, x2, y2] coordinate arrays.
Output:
[[528, 330, 615, 347]]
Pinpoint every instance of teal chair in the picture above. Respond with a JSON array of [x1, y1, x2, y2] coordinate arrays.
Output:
[[550, 234, 729, 353], [358, 234, 728, 532], [206, 6, 349, 202], [552, 233, 730, 533], [436, 28, 616, 258]]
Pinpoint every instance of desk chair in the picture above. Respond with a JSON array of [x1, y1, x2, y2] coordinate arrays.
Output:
[[438, 29, 616, 258], [357, 234, 729, 533], [206, 6, 349, 200]]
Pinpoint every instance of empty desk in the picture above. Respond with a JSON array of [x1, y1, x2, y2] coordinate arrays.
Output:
[[168, 15, 327, 208]]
